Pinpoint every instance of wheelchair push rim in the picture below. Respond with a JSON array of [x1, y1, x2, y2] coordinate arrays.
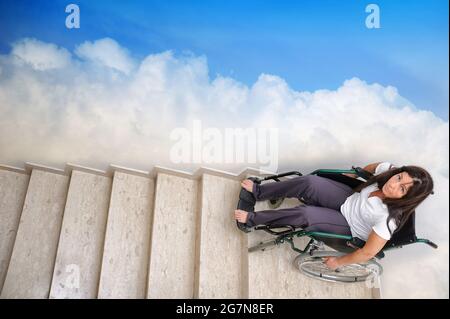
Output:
[[294, 250, 383, 283]]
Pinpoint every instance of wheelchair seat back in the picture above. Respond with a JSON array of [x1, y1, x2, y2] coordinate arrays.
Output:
[[384, 211, 416, 248]]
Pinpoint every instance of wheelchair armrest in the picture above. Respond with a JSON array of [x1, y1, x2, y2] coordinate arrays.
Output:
[[258, 171, 303, 183], [255, 224, 297, 236], [346, 237, 385, 259], [351, 166, 374, 181], [346, 237, 366, 249]]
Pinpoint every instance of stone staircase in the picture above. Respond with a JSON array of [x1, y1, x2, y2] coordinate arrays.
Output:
[[0, 162, 377, 299]]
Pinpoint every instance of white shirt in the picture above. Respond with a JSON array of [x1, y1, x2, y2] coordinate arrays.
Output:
[[340, 162, 398, 241]]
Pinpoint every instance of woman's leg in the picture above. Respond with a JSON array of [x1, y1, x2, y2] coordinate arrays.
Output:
[[246, 204, 351, 236], [252, 175, 354, 210]]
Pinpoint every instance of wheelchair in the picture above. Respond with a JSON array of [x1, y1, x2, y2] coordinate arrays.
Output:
[[236, 166, 438, 283]]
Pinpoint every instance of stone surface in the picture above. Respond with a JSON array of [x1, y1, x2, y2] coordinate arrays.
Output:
[[196, 173, 247, 298], [0, 170, 29, 293], [147, 173, 199, 298], [0, 164, 378, 299], [1, 169, 69, 298], [97, 171, 154, 299], [50, 170, 112, 299]]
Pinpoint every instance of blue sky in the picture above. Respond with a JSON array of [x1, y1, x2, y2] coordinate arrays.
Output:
[[0, 0, 448, 119]]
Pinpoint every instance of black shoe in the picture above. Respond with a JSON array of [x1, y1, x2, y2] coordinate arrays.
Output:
[[236, 177, 259, 233]]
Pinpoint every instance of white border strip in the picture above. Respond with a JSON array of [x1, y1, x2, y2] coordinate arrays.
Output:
[[24, 162, 66, 176], [109, 164, 151, 178], [0, 164, 29, 175], [66, 163, 111, 177]]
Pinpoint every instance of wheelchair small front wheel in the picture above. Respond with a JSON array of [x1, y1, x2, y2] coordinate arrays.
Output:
[[294, 250, 383, 283]]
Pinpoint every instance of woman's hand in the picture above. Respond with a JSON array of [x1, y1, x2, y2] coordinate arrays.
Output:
[[323, 257, 342, 270], [323, 231, 387, 271]]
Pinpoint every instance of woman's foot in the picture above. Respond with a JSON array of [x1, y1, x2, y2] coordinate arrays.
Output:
[[241, 179, 254, 193], [234, 209, 249, 223]]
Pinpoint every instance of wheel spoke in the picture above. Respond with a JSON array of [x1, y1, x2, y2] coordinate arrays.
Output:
[[296, 253, 382, 283]]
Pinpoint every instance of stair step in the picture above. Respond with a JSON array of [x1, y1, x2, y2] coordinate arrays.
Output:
[[248, 180, 373, 298], [49, 170, 112, 299], [0, 169, 30, 293], [147, 173, 199, 298], [196, 173, 247, 298], [97, 171, 154, 299], [1, 169, 69, 298], [0, 163, 379, 299]]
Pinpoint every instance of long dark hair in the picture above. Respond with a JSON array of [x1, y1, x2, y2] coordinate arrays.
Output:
[[353, 165, 434, 236]]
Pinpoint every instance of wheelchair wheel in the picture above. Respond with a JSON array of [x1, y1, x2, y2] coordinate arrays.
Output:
[[294, 250, 383, 283]]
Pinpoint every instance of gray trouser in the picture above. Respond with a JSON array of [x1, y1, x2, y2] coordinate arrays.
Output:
[[246, 175, 355, 235]]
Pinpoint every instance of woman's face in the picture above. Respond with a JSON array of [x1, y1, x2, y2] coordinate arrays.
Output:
[[382, 171, 414, 199]]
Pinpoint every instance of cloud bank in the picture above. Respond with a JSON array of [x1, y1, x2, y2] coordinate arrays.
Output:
[[0, 37, 448, 298]]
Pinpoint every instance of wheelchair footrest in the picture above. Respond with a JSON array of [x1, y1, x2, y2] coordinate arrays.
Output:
[[236, 178, 258, 233]]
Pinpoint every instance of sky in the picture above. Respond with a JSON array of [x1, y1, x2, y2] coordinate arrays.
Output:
[[0, 0, 448, 298], [0, 0, 448, 120]]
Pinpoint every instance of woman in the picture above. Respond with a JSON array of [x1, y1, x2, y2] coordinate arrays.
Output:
[[234, 162, 434, 270]]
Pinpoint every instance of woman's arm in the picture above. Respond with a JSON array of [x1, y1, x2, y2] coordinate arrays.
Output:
[[324, 230, 387, 270]]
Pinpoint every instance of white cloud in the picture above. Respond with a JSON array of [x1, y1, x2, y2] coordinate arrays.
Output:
[[0, 38, 448, 298], [380, 172, 449, 298], [11, 38, 71, 71], [75, 38, 135, 74]]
